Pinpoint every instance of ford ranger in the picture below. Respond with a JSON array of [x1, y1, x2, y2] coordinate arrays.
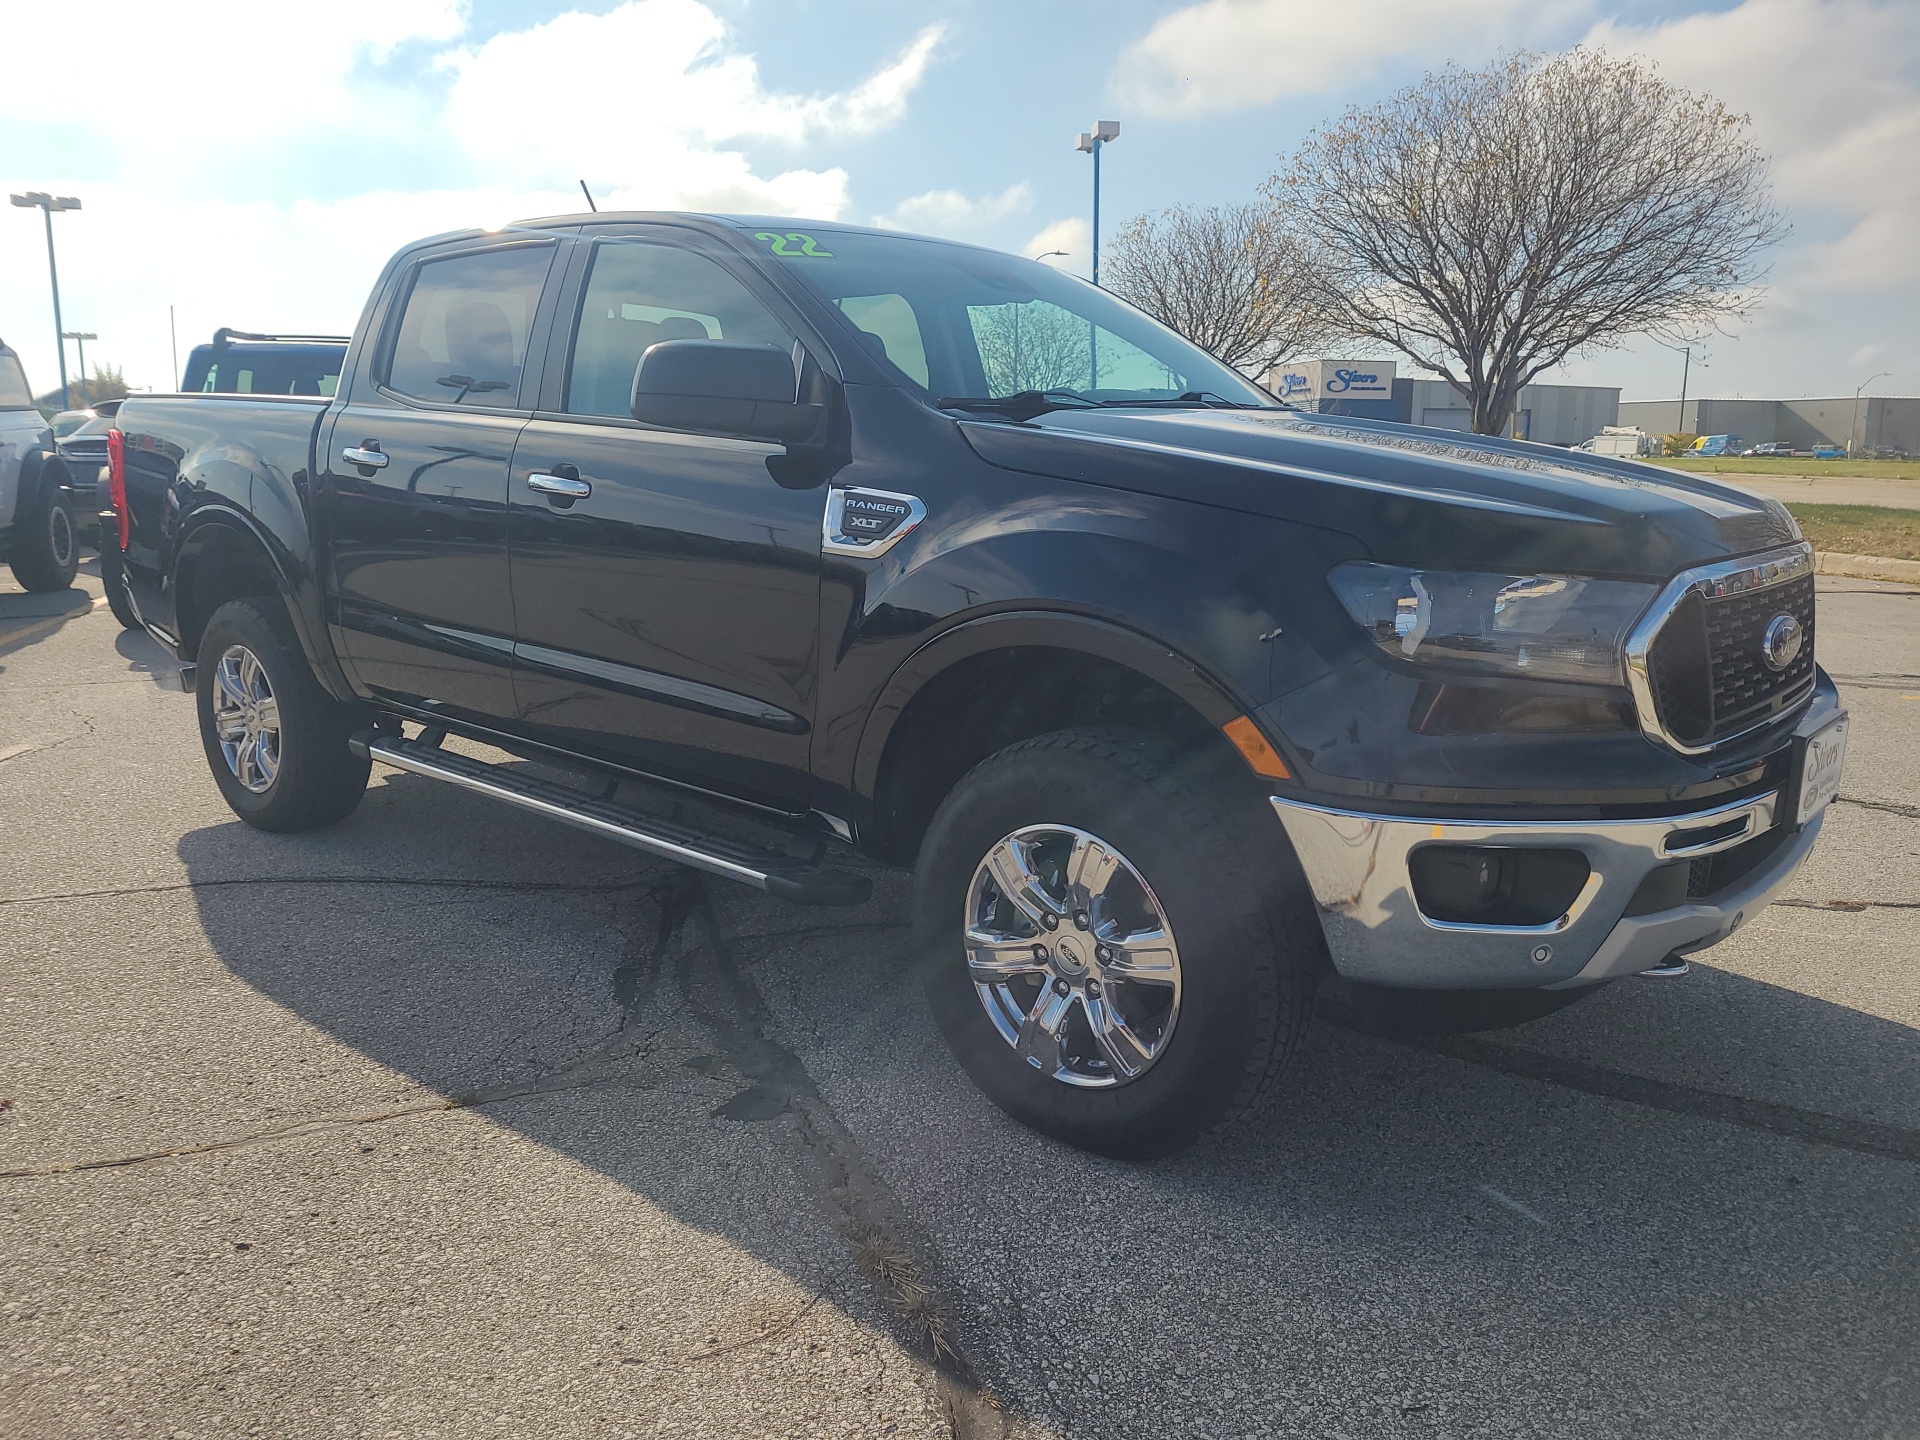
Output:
[[104, 214, 1846, 1157]]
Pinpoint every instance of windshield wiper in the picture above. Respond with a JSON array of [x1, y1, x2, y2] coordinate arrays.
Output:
[[935, 390, 1099, 422], [1089, 392, 1260, 410]]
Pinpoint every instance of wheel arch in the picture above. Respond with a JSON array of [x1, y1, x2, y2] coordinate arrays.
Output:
[[172, 510, 348, 698], [853, 611, 1265, 864]]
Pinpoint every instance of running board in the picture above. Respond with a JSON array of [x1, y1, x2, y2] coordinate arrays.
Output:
[[352, 732, 871, 907]]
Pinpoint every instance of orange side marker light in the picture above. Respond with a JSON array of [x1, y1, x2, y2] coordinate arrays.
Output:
[[1222, 715, 1291, 780]]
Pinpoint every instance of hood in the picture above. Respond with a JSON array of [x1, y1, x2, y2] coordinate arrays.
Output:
[[957, 407, 1798, 581]]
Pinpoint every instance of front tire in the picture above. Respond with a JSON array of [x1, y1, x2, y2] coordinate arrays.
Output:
[[195, 598, 370, 831], [914, 728, 1320, 1159], [9, 485, 79, 592]]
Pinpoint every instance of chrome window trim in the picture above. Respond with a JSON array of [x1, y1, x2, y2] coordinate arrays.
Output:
[[1623, 541, 1814, 756]]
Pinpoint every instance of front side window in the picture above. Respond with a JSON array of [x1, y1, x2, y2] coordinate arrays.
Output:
[[0, 354, 35, 409], [386, 245, 554, 406], [566, 241, 793, 418]]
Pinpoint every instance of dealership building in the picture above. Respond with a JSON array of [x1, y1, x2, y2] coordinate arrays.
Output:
[[1616, 395, 1919, 455], [1264, 360, 1620, 447]]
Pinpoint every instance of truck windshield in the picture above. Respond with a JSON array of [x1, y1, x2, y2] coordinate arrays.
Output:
[[183, 344, 346, 397], [751, 228, 1277, 410]]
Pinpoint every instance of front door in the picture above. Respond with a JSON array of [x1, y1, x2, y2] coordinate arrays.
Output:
[[508, 234, 826, 813], [323, 239, 559, 725]]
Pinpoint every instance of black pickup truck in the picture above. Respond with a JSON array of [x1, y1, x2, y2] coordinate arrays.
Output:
[[106, 213, 1846, 1157]]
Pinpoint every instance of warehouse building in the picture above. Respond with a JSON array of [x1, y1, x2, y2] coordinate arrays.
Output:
[[1264, 360, 1620, 446], [1616, 395, 1919, 455]]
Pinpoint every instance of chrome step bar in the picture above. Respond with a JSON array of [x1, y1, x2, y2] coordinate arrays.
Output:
[[351, 732, 871, 907]]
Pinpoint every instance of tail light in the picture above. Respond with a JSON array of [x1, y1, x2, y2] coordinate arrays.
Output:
[[107, 427, 129, 551]]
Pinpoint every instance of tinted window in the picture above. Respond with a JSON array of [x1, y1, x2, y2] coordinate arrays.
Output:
[[387, 246, 554, 406], [837, 294, 928, 388], [0, 354, 33, 409], [566, 241, 792, 419]]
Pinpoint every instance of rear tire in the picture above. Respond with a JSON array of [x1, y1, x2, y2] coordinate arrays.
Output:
[[9, 485, 79, 592], [99, 540, 142, 630], [914, 727, 1321, 1160], [195, 597, 370, 831]]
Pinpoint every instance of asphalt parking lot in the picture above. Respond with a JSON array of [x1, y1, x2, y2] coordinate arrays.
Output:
[[4, 558, 1917, 1440]]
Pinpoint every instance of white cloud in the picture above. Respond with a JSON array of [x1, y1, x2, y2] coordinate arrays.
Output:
[[878, 184, 1034, 236], [0, 0, 465, 146], [440, 2, 943, 209], [1112, 0, 1589, 117], [1578, 0, 1920, 396], [1023, 219, 1092, 275]]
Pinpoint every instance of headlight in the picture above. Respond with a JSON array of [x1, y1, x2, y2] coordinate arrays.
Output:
[[1328, 562, 1656, 688]]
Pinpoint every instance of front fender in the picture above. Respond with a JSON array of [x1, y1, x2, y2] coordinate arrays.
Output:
[[815, 463, 1366, 812]]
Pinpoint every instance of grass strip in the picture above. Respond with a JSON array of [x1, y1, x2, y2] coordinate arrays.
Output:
[[1785, 504, 1920, 562], [1642, 456, 1919, 481]]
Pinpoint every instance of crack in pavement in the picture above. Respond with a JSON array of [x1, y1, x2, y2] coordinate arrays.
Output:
[[1834, 794, 1920, 822], [1423, 1035, 1920, 1165], [657, 876, 1012, 1440], [1778, 897, 1920, 912], [0, 873, 668, 910]]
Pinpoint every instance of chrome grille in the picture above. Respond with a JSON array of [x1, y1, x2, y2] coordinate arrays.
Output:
[[1626, 543, 1816, 754]]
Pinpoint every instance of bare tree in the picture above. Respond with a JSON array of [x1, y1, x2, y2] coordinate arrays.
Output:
[[1103, 203, 1326, 376], [972, 302, 1092, 394], [1267, 50, 1786, 435]]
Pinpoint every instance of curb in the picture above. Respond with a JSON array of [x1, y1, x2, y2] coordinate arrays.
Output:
[[1815, 552, 1920, 584]]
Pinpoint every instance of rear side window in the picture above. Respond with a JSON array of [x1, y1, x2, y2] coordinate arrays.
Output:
[[565, 241, 793, 419], [386, 246, 554, 406], [0, 353, 33, 409]]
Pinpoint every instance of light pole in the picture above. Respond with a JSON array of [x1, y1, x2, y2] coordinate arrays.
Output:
[[1849, 371, 1890, 457], [1073, 121, 1119, 286], [10, 191, 82, 408], [62, 331, 97, 407]]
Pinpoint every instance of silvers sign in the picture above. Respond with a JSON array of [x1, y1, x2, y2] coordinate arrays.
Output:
[[1268, 359, 1398, 403]]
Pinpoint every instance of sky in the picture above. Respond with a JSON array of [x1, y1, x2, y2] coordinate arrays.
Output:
[[2, 0, 1914, 407]]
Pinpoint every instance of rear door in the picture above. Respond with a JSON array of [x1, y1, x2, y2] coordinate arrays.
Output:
[[321, 239, 561, 726], [506, 230, 828, 812]]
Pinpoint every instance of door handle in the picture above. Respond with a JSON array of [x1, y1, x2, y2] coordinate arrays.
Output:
[[528, 471, 592, 500], [342, 444, 388, 469]]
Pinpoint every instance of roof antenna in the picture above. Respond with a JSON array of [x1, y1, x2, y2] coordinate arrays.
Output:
[[579, 179, 598, 213]]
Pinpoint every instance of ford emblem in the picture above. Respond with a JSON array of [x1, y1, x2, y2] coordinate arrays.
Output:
[[1761, 613, 1803, 671]]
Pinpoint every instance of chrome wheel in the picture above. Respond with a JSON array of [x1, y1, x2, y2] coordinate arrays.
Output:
[[47, 502, 74, 569], [964, 824, 1182, 1088], [212, 644, 281, 793]]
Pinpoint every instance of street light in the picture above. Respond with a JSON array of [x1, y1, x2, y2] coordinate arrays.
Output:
[[1073, 120, 1119, 287], [62, 331, 97, 407], [10, 191, 82, 408], [1849, 371, 1891, 457], [1032, 250, 1069, 262]]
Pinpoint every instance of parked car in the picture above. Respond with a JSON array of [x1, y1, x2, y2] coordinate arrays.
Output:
[[180, 329, 348, 396], [54, 398, 122, 539], [1812, 444, 1845, 460], [105, 214, 1847, 1158], [0, 337, 80, 590], [1690, 434, 1741, 457], [50, 408, 95, 440], [1745, 441, 1795, 457]]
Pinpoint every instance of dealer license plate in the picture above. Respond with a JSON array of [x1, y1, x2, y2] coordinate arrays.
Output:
[[1795, 712, 1848, 825]]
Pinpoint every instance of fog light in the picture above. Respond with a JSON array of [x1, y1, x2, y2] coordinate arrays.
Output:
[[1408, 845, 1591, 927]]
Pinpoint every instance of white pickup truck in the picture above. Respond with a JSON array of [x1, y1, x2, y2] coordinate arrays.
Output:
[[0, 338, 80, 592]]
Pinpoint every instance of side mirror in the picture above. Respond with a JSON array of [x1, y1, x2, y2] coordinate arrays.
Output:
[[631, 340, 822, 445]]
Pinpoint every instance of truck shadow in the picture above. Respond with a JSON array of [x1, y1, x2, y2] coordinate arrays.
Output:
[[0, 574, 93, 669], [174, 772, 1920, 1437]]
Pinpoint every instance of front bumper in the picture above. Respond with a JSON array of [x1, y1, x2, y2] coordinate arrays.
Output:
[[1271, 787, 1823, 991]]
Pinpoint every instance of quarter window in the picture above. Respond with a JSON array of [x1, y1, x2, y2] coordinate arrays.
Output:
[[386, 246, 554, 406], [566, 242, 793, 419]]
